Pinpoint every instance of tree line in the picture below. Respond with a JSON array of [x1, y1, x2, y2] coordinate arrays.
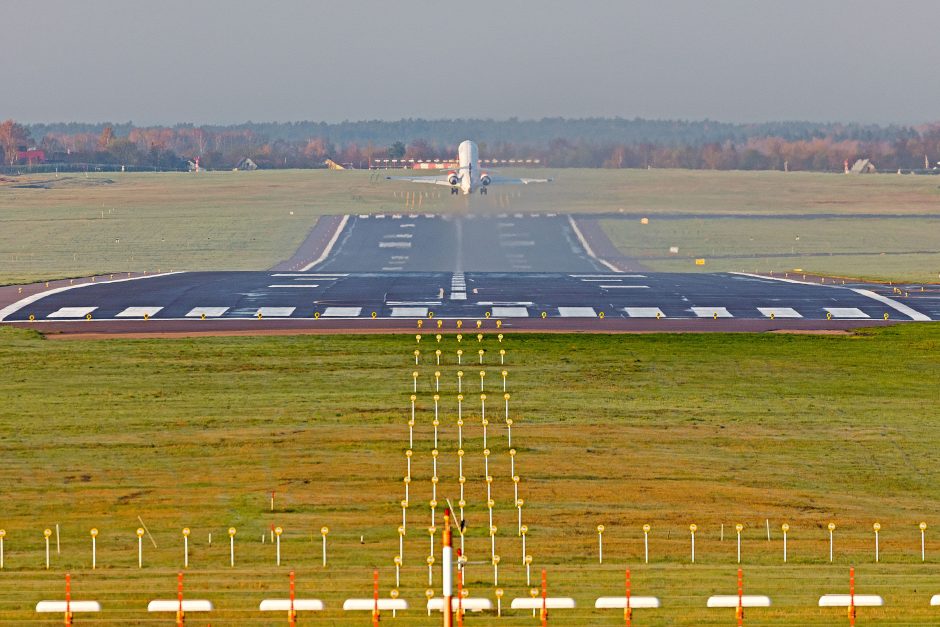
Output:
[[3, 118, 939, 171]]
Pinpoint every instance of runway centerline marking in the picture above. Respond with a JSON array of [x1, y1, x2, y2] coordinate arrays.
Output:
[[48, 306, 97, 318], [379, 242, 412, 248], [600, 285, 649, 289]]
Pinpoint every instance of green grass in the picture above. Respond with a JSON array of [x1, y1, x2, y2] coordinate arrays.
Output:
[[1, 325, 939, 624], [601, 217, 940, 282], [2, 169, 939, 285]]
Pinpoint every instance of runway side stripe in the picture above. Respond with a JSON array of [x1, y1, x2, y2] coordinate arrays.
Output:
[[729, 272, 828, 286], [567, 216, 621, 273], [851, 289, 931, 321], [300, 215, 350, 271], [0, 272, 183, 322]]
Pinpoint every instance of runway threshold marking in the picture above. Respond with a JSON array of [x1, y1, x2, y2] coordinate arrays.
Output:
[[491, 306, 529, 318], [47, 306, 98, 318], [116, 306, 163, 318], [257, 307, 296, 317], [185, 307, 229, 318], [824, 307, 869, 319], [758, 307, 802, 318], [391, 307, 428, 317], [852, 288, 932, 321], [624, 307, 665, 318], [321, 307, 362, 317], [558, 306, 598, 317], [691, 307, 732, 318]]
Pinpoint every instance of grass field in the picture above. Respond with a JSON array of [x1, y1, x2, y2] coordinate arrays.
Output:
[[1, 324, 939, 624], [601, 216, 940, 282], [1, 168, 939, 285]]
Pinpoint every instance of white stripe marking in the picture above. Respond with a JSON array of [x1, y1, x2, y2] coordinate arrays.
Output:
[[391, 307, 429, 317], [624, 307, 665, 318], [322, 307, 362, 317], [491, 306, 529, 318], [691, 307, 732, 318], [271, 273, 345, 278], [300, 215, 350, 271], [572, 274, 646, 278], [268, 284, 319, 288], [48, 306, 97, 318], [758, 307, 801, 318], [600, 285, 648, 289], [852, 288, 931, 321], [558, 306, 597, 317], [257, 307, 295, 317], [824, 307, 869, 319], [379, 242, 412, 248], [186, 307, 228, 318], [116, 306, 163, 318]]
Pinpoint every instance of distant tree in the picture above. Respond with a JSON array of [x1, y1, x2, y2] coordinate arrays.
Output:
[[0, 119, 31, 165], [97, 125, 114, 150], [387, 141, 406, 159]]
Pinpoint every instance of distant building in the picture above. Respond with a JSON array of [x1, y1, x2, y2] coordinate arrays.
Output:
[[16, 148, 45, 165], [234, 157, 258, 171], [848, 158, 876, 174]]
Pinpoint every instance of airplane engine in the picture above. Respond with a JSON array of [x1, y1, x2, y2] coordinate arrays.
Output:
[[447, 171, 460, 186], [480, 173, 491, 186]]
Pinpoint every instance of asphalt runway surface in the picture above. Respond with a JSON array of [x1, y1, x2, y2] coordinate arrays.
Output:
[[0, 212, 935, 335], [312, 213, 603, 272]]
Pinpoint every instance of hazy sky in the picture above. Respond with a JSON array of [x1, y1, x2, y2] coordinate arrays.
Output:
[[4, 0, 938, 125]]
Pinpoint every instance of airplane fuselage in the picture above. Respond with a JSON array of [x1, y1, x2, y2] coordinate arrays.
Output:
[[456, 140, 486, 195]]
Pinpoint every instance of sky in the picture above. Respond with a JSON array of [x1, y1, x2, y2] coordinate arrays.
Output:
[[4, 0, 939, 126]]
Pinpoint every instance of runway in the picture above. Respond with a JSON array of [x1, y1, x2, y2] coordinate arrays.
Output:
[[0, 212, 935, 335], [310, 213, 605, 272]]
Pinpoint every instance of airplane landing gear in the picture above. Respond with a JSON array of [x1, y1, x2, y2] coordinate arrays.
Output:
[[451, 187, 459, 195], [480, 187, 488, 195]]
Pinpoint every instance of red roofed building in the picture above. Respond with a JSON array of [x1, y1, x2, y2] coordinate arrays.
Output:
[[16, 148, 46, 164]]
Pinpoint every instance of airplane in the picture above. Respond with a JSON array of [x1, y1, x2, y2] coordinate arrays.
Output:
[[386, 140, 551, 195]]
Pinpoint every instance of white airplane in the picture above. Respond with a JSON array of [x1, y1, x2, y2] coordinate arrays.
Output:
[[386, 140, 550, 195]]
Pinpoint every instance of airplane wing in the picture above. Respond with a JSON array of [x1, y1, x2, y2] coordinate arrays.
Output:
[[386, 175, 455, 186], [487, 175, 553, 185]]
